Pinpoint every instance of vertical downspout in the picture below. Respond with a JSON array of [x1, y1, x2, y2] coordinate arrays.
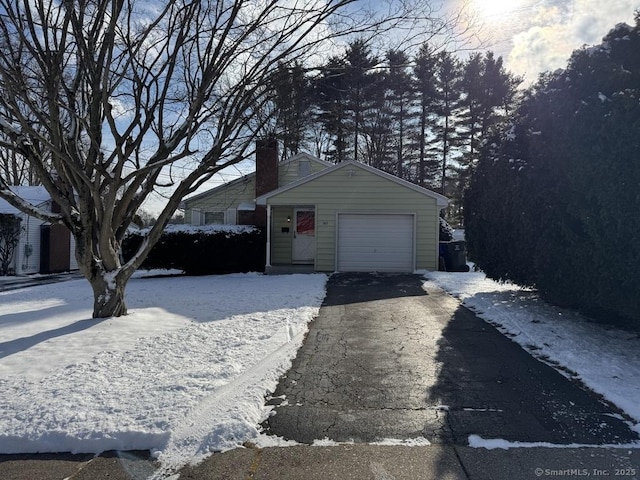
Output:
[[265, 204, 272, 268], [23, 214, 30, 273]]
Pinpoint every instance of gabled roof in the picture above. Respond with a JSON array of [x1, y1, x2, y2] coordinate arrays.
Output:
[[181, 153, 332, 206], [0, 186, 51, 214], [256, 160, 449, 208]]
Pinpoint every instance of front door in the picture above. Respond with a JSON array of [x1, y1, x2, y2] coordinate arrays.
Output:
[[292, 208, 315, 264]]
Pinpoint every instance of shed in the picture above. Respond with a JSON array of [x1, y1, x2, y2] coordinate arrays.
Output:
[[0, 186, 78, 275]]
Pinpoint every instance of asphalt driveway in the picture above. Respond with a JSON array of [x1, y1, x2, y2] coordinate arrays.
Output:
[[261, 273, 639, 446]]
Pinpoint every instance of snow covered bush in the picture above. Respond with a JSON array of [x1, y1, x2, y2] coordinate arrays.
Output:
[[439, 217, 454, 242], [123, 224, 266, 275], [465, 15, 640, 327]]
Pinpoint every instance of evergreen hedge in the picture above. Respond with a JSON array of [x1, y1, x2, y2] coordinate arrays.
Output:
[[464, 17, 640, 327], [123, 224, 266, 275]]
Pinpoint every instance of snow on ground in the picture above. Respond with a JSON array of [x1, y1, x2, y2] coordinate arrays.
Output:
[[3, 265, 640, 469], [424, 270, 640, 436], [468, 434, 640, 450], [0, 272, 327, 473]]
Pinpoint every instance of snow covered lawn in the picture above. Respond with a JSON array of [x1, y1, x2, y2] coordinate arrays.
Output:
[[3, 268, 639, 471], [424, 270, 640, 435], [0, 272, 327, 472]]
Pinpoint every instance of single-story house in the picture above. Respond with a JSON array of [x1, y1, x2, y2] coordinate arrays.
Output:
[[181, 141, 332, 228], [0, 186, 78, 275], [181, 139, 449, 273]]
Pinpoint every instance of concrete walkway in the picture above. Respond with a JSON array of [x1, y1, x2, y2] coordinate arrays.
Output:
[[2, 273, 639, 479]]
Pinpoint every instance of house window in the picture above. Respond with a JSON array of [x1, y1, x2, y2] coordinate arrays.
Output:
[[296, 210, 315, 235], [204, 211, 225, 224], [298, 160, 311, 177]]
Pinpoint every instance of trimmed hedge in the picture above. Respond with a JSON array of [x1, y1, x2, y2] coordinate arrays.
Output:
[[464, 19, 640, 327], [123, 224, 266, 275]]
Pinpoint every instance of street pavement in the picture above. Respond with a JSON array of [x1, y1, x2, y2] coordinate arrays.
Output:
[[2, 273, 639, 479], [2, 444, 639, 479]]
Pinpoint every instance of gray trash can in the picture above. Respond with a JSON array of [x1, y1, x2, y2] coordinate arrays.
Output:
[[439, 240, 470, 272]]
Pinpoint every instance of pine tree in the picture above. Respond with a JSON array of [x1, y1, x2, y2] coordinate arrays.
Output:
[[314, 56, 349, 163], [385, 49, 415, 179], [344, 40, 379, 163], [460, 53, 483, 169], [269, 62, 313, 159], [455, 52, 521, 222], [413, 43, 440, 188], [432, 51, 462, 195], [362, 74, 394, 171]]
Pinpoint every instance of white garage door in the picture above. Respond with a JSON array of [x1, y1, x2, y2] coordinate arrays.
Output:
[[337, 214, 414, 272]]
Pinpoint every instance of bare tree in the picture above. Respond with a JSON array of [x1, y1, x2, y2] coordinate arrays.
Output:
[[0, 145, 40, 185], [0, 0, 466, 317]]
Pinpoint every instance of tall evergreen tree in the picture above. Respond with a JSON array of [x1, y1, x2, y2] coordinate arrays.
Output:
[[362, 75, 394, 170], [433, 51, 462, 195], [344, 40, 379, 163], [314, 56, 349, 163], [460, 53, 483, 168], [454, 52, 521, 222], [413, 43, 440, 187], [466, 14, 640, 325], [386, 49, 415, 178], [269, 62, 313, 160]]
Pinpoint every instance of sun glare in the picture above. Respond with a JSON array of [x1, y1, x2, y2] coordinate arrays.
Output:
[[474, 0, 522, 20]]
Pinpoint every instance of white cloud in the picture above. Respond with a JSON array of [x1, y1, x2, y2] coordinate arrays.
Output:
[[506, 0, 640, 83]]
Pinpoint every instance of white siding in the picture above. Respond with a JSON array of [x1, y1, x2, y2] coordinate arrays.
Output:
[[191, 209, 202, 226], [69, 234, 78, 270], [337, 214, 414, 272], [15, 214, 42, 275], [264, 163, 440, 271], [225, 208, 237, 225]]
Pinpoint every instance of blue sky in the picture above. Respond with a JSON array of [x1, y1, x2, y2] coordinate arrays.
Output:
[[145, 0, 640, 215], [457, 0, 640, 83]]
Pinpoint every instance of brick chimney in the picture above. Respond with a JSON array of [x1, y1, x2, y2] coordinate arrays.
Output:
[[254, 138, 278, 227], [255, 138, 279, 197]]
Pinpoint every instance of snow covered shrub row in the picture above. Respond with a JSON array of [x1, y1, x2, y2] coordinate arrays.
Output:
[[464, 16, 640, 326], [123, 224, 266, 275]]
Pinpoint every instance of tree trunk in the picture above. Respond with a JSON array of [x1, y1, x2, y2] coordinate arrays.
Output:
[[397, 100, 404, 178], [75, 228, 131, 319], [90, 274, 128, 318], [419, 103, 427, 187], [441, 113, 449, 195]]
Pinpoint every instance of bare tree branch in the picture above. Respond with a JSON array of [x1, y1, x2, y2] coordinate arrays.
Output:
[[0, 0, 472, 317]]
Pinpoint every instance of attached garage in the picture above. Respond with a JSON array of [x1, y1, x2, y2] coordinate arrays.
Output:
[[337, 213, 414, 272], [256, 160, 449, 272]]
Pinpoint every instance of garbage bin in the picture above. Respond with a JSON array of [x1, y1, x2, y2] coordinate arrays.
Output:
[[439, 240, 470, 272]]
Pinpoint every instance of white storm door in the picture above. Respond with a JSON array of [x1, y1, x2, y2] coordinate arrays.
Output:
[[292, 208, 315, 264]]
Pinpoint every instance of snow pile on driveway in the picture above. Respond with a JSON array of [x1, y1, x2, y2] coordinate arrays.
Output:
[[0, 272, 327, 472], [424, 270, 640, 434]]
